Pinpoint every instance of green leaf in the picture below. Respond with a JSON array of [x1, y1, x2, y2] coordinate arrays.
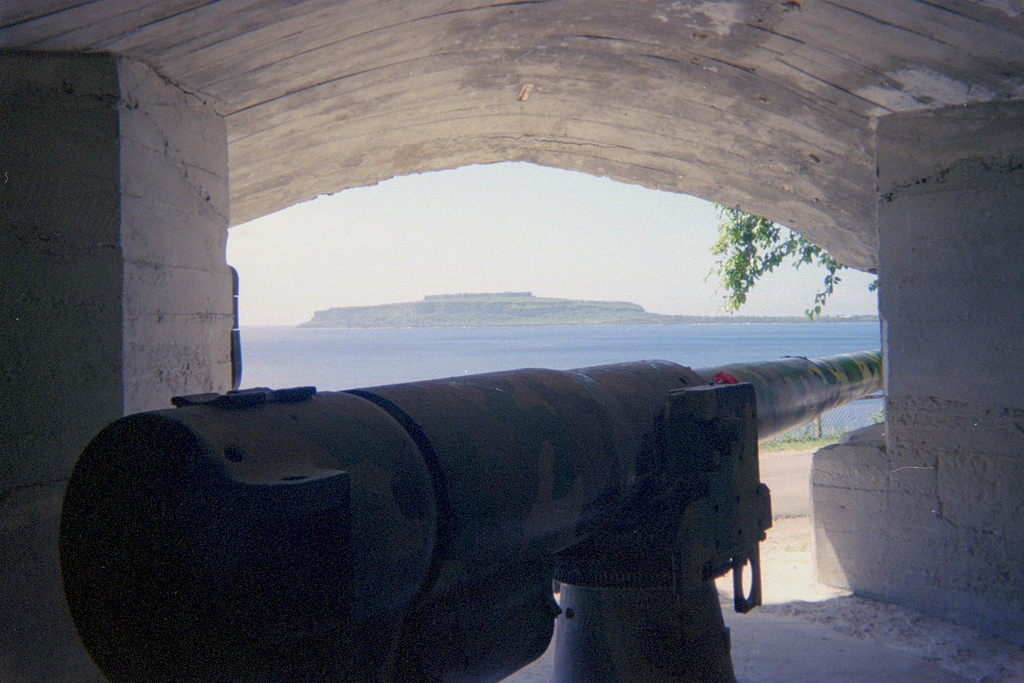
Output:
[[708, 205, 867, 319]]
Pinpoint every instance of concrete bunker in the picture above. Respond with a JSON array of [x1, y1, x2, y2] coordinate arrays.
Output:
[[2, 1, 1023, 679]]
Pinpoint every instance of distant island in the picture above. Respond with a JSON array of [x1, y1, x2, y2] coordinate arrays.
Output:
[[300, 292, 878, 328]]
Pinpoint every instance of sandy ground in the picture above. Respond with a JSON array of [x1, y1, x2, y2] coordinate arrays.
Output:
[[717, 515, 1024, 682], [725, 448, 1024, 682], [502, 448, 1024, 682]]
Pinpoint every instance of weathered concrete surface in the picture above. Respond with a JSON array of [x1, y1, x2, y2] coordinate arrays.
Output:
[[814, 101, 1024, 644], [811, 423, 888, 592], [3, 1, 1024, 269], [874, 101, 1024, 642], [117, 57, 233, 412], [0, 52, 232, 681]]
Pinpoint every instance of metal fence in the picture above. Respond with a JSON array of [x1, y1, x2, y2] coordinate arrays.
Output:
[[763, 393, 884, 445]]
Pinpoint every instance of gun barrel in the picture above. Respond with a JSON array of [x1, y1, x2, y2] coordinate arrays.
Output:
[[58, 350, 882, 682], [695, 350, 883, 441]]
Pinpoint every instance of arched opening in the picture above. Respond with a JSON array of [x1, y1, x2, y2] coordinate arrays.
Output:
[[227, 161, 879, 387], [226, 160, 890, 680]]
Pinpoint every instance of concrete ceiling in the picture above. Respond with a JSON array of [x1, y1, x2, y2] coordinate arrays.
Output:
[[3, 1, 1023, 270]]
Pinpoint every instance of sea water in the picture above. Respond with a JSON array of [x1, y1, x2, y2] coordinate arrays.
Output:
[[238, 322, 883, 437], [239, 322, 881, 391]]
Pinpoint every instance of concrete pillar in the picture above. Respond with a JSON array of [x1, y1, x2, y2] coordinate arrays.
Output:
[[0, 51, 232, 681], [814, 100, 1024, 642], [811, 424, 888, 591]]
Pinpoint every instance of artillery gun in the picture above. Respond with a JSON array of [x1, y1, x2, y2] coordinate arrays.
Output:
[[59, 351, 882, 682]]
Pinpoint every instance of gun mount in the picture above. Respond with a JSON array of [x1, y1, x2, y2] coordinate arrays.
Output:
[[59, 351, 882, 682]]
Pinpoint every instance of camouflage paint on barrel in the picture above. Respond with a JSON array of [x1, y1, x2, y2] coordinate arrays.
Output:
[[695, 350, 883, 441]]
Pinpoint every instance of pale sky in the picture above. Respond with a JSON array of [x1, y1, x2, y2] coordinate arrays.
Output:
[[227, 162, 879, 326]]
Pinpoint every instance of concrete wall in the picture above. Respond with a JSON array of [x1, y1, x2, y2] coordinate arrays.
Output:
[[6, 2, 1024, 275], [814, 100, 1024, 642], [117, 58, 232, 412], [812, 424, 888, 591], [0, 51, 231, 681]]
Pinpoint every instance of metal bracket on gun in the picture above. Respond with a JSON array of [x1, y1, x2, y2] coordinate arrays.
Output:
[[732, 545, 762, 614]]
